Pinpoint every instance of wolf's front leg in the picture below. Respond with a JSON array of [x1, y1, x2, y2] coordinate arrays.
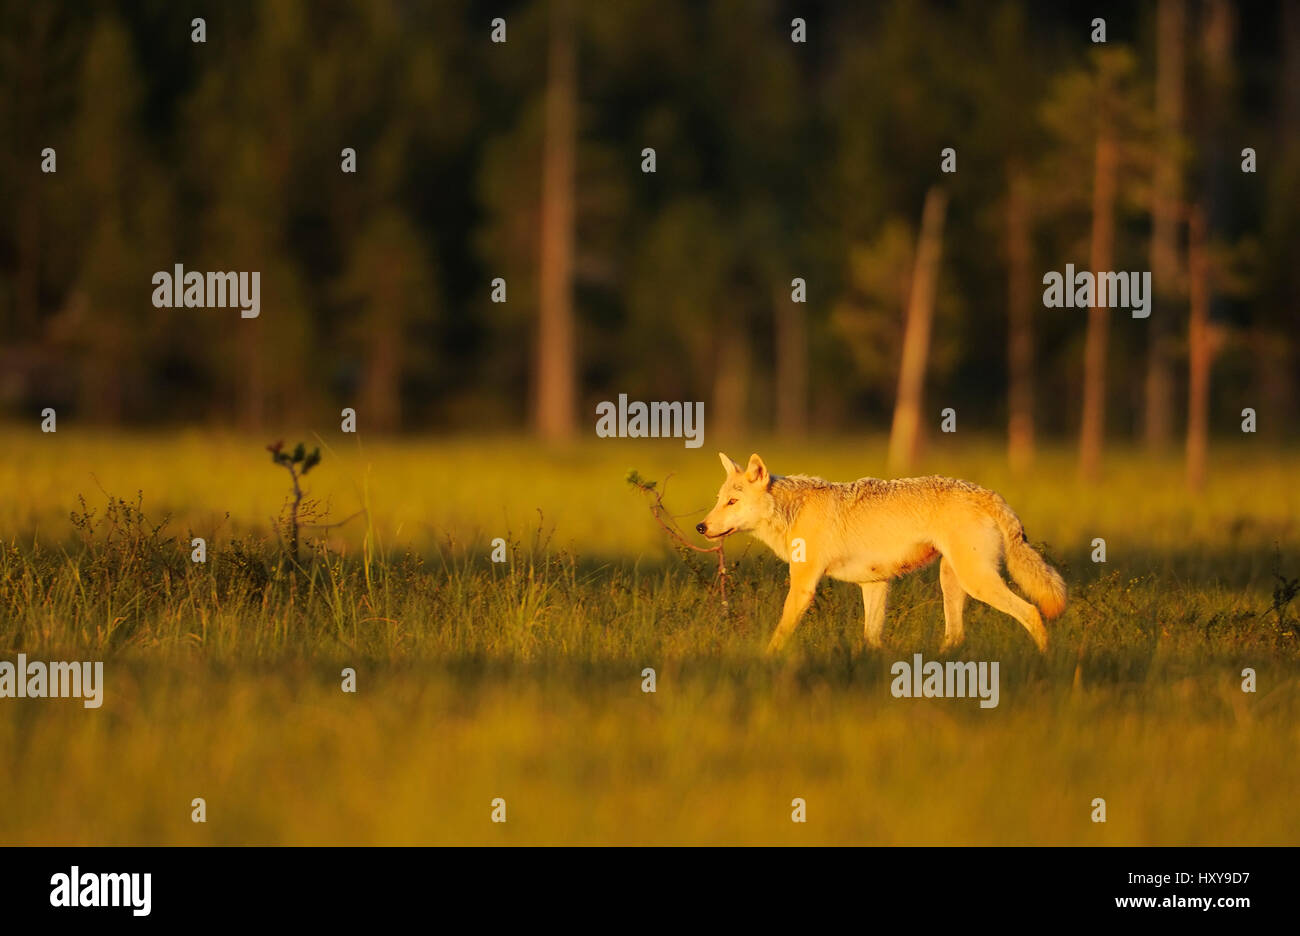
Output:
[[860, 582, 888, 648], [765, 564, 821, 654]]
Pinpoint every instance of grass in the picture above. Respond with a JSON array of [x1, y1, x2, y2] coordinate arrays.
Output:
[[0, 427, 1297, 844]]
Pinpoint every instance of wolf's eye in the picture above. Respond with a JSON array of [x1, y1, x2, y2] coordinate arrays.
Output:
[[726, 498, 737, 506]]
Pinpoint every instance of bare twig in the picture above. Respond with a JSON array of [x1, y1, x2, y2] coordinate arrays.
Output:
[[627, 470, 729, 611], [301, 509, 368, 531], [266, 441, 321, 562]]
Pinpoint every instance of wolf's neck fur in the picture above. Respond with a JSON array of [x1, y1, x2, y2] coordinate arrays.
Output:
[[748, 474, 817, 561]]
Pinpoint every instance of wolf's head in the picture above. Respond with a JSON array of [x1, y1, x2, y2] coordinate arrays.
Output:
[[696, 452, 772, 539]]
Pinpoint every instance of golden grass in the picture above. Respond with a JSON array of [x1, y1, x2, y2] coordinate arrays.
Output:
[[0, 428, 1297, 844]]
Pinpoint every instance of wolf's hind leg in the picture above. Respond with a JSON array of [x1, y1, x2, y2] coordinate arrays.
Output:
[[947, 547, 1047, 653], [938, 556, 967, 651], [860, 582, 888, 648]]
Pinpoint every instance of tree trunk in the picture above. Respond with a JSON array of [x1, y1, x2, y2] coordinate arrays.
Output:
[[1078, 127, 1118, 483], [16, 184, 41, 337], [1185, 207, 1211, 491], [1144, 0, 1185, 450], [362, 312, 401, 432], [535, 0, 578, 442], [239, 323, 265, 432], [1005, 167, 1035, 474], [1187, 0, 1235, 489], [712, 310, 751, 441], [888, 187, 947, 474], [14, 8, 52, 336], [1274, 0, 1300, 432], [774, 283, 807, 436], [1284, 0, 1300, 138]]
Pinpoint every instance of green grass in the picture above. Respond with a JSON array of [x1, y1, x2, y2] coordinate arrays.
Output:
[[0, 428, 1297, 844]]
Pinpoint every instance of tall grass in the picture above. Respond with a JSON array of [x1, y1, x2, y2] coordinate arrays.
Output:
[[0, 429, 1296, 843]]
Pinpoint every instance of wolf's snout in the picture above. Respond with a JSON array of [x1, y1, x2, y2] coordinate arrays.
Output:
[[695, 522, 708, 535]]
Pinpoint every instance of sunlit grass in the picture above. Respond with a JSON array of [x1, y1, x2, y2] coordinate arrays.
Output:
[[0, 428, 1297, 843]]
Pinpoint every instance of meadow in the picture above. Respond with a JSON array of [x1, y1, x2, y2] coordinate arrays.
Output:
[[0, 427, 1297, 844]]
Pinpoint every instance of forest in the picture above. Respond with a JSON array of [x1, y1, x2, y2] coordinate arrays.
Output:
[[1, 0, 1295, 481]]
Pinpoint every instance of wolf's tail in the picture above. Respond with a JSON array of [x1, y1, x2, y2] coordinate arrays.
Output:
[[986, 495, 1067, 619]]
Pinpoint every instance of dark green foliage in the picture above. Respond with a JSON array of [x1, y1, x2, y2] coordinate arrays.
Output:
[[0, 3, 1294, 436]]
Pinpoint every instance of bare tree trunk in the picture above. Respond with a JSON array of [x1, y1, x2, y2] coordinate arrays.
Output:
[[712, 311, 751, 440], [1145, 0, 1185, 450], [362, 312, 401, 432], [1187, 0, 1235, 489], [774, 283, 807, 436], [1078, 126, 1118, 483], [14, 8, 52, 336], [1276, 0, 1300, 431], [1185, 207, 1211, 491], [1286, 0, 1300, 135], [1005, 167, 1035, 474], [888, 187, 947, 474], [240, 324, 265, 432], [16, 188, 41, 336], [535, 0, 578, 442]]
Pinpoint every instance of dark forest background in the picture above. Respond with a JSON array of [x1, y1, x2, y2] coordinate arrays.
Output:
[[1, 1, 1296, 473]]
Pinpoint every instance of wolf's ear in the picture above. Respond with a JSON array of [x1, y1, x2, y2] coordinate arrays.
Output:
[[718, 451, 740, 475], [745, 453, 767, 484]]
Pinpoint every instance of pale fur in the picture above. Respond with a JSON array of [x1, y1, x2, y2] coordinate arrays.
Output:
[[700, 452, 1067, 654]]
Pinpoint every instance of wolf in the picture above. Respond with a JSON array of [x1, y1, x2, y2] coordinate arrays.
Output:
[[696, 453, 1067, 654]]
